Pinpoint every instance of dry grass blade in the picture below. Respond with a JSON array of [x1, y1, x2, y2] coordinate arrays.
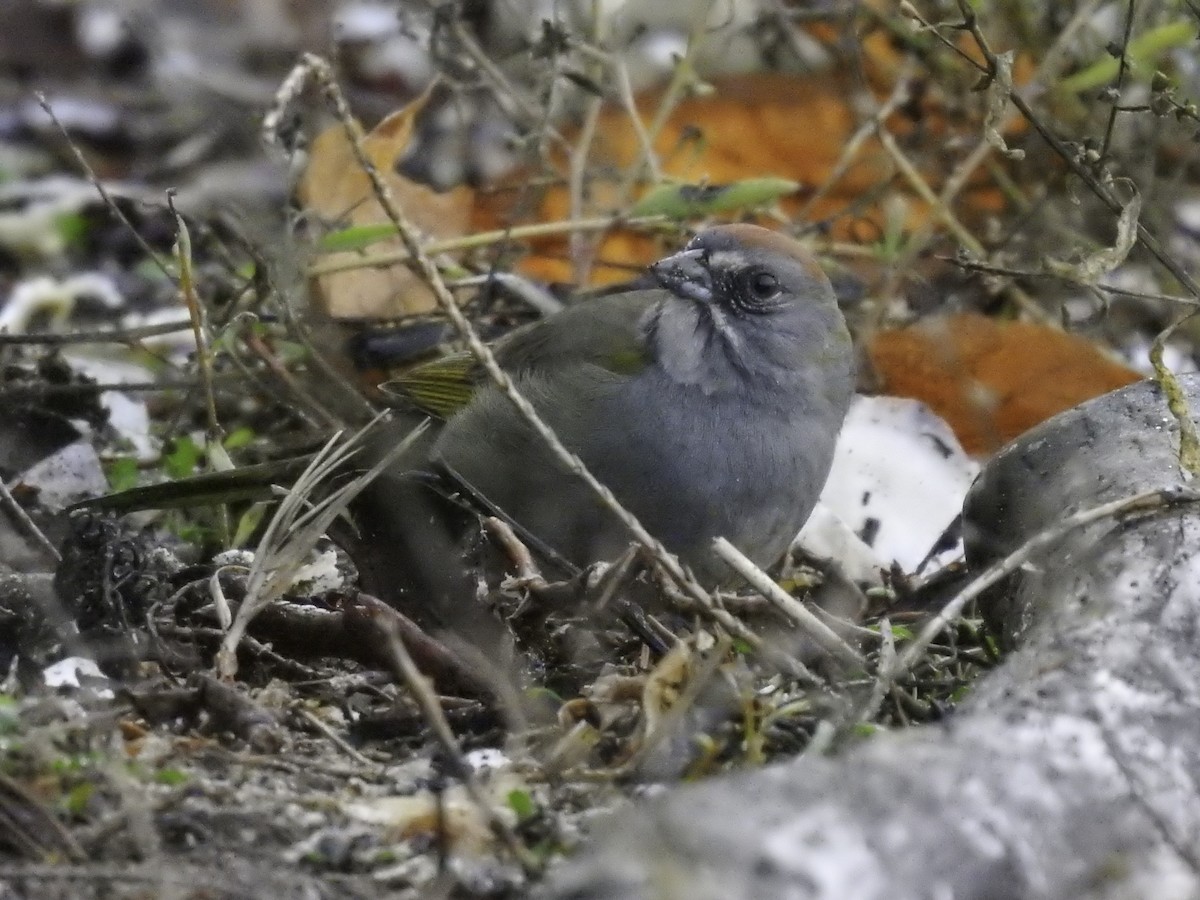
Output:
[[616, 631, 732, 777], [304, 214, 672, 279], [215, 415, 429, 678], [712, 537, 863, 668]]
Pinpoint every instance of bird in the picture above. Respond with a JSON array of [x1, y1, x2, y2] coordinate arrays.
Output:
[[366, 223, 856, 596], [89, 224, 855, 620]]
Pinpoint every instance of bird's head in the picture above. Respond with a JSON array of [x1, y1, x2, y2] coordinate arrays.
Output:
[[643, 224, 853, 401]]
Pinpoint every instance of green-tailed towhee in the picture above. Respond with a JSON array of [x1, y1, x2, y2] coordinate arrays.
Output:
[[371, 223, 856, 594], [88, 224, 855, 617]]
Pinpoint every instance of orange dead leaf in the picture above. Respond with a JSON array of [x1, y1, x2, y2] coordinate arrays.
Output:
[[868, 314, 1142, 455], [476, 68, 1017, 284], [300, 91, 472, 318]]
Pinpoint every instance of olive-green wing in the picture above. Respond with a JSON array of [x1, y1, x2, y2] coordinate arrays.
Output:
[[384, 290, 655, 418], [381, 351, 477, 420], [492, 290, 654, 376]]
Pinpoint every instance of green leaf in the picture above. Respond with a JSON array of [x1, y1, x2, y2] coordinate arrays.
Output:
[[174, 519, 221, 545], [1059, 21, 1199, 94], [507, 788, 536, 822], [163, 435, 202, 480], [0, 695, 18, 735], [630, 178, 800, 219], [105, 457, 140, 492], [318, 223, 398, 253], [867, 622, 914, 641], [222, 427, 256, 451], [54, 212, 89, 249], [63, 782, 95, 816], [154, 768, 189, 786], [232, 502, 269, 547], [134, 255, 176, 281]]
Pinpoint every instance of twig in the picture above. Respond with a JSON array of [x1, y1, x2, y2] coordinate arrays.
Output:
[[566, 3, 610, 285], [237, 314, 342, 429], [875, 122, 1049, 323], [168, 192, 229, 544], [379, 616, 539, 873], [568, 42, 661, 183], [569, 96, 605, 283], [0, 479, 60, 562], [860, 617, 897, 724], [951, 0, 1200, 301], [796, 68, 914, 223], [886, 486, 1200, 682], [305, 214, 673, 278], [449, 272, 564, 316], [34, 93, 175, 283], [261, 57, 314, 148], [295, 707, 378, 768], [448, 17, 568, 150], [616, 632, 733, 776], [0, 773, 86, 861], [1099, 0, 1138, 161], [483, 516, 545, 587], [341, 593, 498, 698], [614, 57, 660, 183], [941, 136, 1002, 227], [896, 1, 986, 73], [943, 255, 1200, 307], [432, 631, 531, 737], [610, 0, 713, 208], [167, 194, 222, 441], [0, 319, 193, 346], [875, 126, 983, 256], [191, 672, 281, 752], [712, 538, 864, 668]]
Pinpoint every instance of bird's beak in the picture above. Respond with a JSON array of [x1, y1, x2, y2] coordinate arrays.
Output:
[[649, 248, 713, 304]]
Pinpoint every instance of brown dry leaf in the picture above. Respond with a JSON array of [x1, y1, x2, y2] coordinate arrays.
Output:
[[476, 63, 1012, 284], [344, 770, 527, 855], [471, 9, 1044, 285], [868, 314, 1142, 455], [300, 93, 472, 318]]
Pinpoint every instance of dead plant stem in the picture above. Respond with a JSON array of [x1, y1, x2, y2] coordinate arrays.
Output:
[[298, 53, 764, 652]]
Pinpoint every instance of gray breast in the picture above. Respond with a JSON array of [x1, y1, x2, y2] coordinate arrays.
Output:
[[434, 364, 842, 583]]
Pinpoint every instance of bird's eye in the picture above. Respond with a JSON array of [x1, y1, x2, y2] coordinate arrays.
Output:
[[745, 269, 780, 301]]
